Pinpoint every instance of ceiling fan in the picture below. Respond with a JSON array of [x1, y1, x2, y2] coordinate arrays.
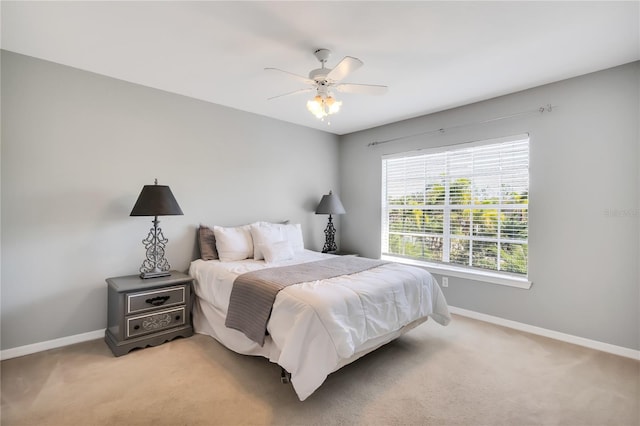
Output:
[[265, 48, 388, 120]]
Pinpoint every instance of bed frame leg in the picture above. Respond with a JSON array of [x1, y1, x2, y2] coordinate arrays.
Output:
[[280, 367, 291, 384]]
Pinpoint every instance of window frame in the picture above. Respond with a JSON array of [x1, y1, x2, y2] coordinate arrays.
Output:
[[381, 134, 532, 289]]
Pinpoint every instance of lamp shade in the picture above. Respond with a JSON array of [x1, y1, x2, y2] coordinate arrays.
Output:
[[130, 183, 183, 217], [315, 190, 346, 215]]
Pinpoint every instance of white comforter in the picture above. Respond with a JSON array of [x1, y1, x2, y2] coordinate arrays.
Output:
[[189, 250, 450, 401]]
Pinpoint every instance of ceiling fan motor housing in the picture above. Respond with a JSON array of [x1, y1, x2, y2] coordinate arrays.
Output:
[[310, 48, 333, 84], [309, 68, 332, 84]]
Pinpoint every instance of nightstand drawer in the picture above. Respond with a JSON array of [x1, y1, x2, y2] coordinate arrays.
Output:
[[127, 285, 186, 314], [126, 307, 186, 338]]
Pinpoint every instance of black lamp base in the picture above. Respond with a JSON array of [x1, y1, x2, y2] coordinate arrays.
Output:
[[322, 214, 338, 253], [140, 270, 171, 279]]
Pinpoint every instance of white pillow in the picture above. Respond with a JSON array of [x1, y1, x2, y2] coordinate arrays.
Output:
[[213, 225, 253, 262], [250, 223, 284, 260], [261, 240, 295, 264], [280, 223, 304, 253]]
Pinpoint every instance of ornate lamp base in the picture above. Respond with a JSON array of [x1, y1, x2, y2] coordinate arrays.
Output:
[[322, 214, 338, 253], [139, 217, 172, 279]]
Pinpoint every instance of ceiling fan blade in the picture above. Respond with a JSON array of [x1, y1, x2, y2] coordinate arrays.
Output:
[[326, 56, 363, 82], [267, 87, 314, 100], [264, 67, 314, 85], [335, 83, 388, 95]]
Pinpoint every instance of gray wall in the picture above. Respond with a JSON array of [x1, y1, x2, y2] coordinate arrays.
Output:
[[339, 62, 640, 351], [1, 51, 340, 350]]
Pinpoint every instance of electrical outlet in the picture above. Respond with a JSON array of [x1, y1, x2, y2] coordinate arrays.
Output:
[[441, 277, 449, 287]]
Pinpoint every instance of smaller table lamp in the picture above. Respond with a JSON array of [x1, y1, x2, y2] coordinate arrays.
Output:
[[315, 190, 346, 253], [130, 179, 183, 279]]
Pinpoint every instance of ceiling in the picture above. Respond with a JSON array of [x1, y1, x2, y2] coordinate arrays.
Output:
[[2, 1, 638, 135]]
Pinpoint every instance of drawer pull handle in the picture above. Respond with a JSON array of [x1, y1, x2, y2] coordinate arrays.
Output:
[[134, 325, 140, 330], [175, 315, 181, 321], [145, 295, 170, 306]]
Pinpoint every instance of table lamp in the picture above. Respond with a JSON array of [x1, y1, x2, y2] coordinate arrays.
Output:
[[130, 179, 183, 278], [315, 190, 346, 253]]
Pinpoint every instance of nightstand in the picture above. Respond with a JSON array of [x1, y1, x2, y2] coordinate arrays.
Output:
[[105, 271, 193, 356]]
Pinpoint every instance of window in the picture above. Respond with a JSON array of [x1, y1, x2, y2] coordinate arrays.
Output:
[[382, 134, 529, 279]]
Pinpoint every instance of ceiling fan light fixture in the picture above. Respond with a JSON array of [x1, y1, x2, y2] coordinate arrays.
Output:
[[306, 93, 341, 120]]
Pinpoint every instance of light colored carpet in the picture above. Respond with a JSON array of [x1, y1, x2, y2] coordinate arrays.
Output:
[[1, 314, 638, 426]]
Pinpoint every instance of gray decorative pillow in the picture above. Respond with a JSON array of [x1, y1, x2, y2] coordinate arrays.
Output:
[[198, 225, 218, 260]]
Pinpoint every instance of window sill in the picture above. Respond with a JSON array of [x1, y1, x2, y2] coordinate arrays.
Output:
[[381, 255, 532, 289]]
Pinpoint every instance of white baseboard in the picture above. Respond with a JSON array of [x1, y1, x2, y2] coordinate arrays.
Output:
[[0, 329, 105, 361], [2, 309, 639, 361], [448, 306, 640, 361]]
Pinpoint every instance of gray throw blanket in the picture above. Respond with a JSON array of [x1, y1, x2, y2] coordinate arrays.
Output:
[[225, 256, 387, 345]]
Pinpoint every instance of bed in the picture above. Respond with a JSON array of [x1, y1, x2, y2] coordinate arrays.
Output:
[[189, 222, 451, 401]]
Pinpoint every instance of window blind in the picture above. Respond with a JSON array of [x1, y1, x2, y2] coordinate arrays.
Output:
[[382, 135, 529, 276]]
